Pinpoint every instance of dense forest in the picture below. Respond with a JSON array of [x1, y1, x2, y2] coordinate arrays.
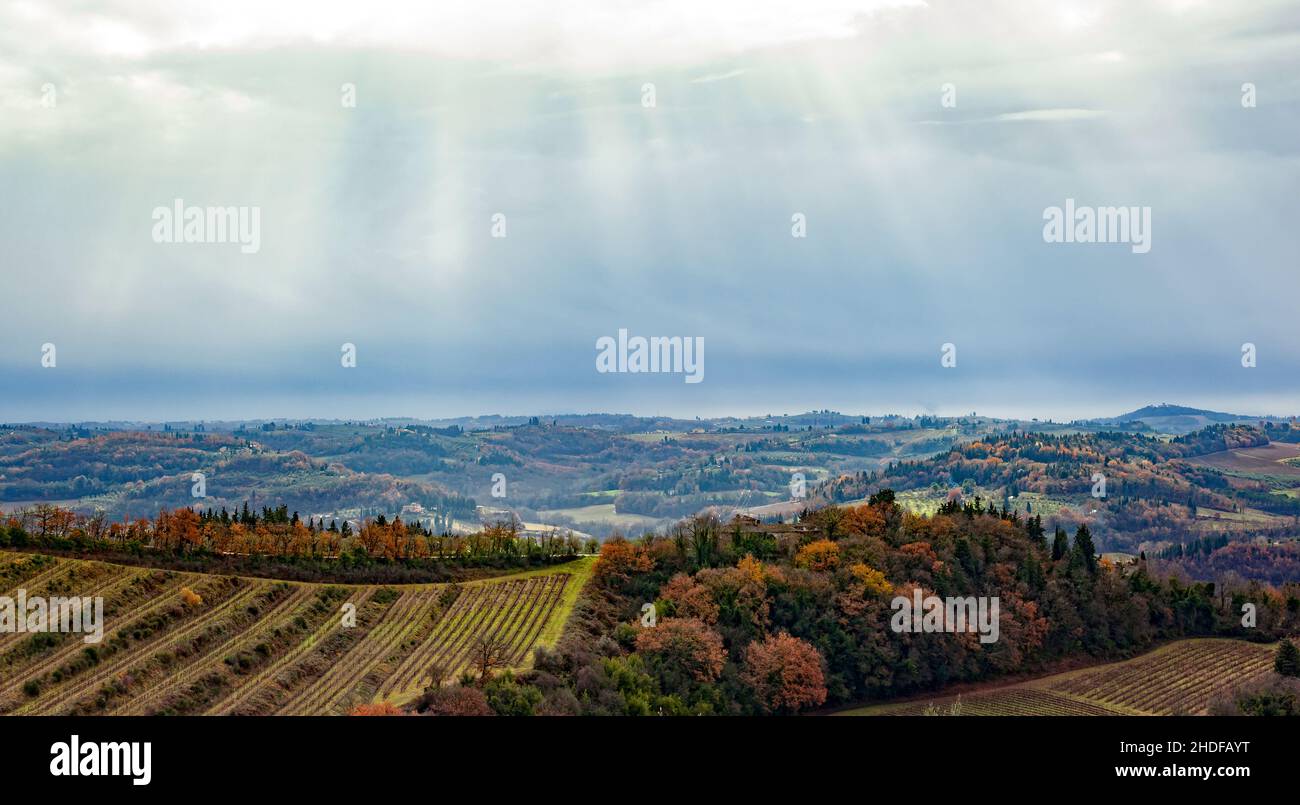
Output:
[[815, 424, 1300, 554], [410, 492, 1300, 715]]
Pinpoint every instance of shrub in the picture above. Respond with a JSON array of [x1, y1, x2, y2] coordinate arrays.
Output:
[[414, 685, 493, 716], [1208, 675, 1300, 716], [484, 673, 542, 716], [349, 701, 405, 716]]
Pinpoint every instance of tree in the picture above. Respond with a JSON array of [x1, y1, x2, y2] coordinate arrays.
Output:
[[423, 659, 452, 690], [688, 514, 721, 567], [848, 562, 893, 598], [842, 504, 886, 538], [1025, 514, 1044, 548], [659, 573, 719, 623], [1072, 523, 1097, 574], [471, 632, 513, 684], [594, 538, 654, 585], [1051, 526, 1069, 561], [741, 632, 827, 714], [634, 617, 726, 685], [1275, 639, 1300, 678], [794, 539, 840, 571]]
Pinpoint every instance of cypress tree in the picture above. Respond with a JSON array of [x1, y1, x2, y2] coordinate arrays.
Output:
[[1051, 526, 1069, 561], [1276, 639, 1300, 677], [1073, 524, 1097, 574]]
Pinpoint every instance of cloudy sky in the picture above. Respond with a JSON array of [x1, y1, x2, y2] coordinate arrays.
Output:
[[2, 0, 1298, 423]]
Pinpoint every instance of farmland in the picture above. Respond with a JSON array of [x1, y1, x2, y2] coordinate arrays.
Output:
[[0, 550, 593, 715], [838, 639, 1277, 716], [1183, 442, 1300, 479]]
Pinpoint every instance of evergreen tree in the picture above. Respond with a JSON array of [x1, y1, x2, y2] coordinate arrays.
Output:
[[1018, 550, 1045, 590], [1072, 524, 1098, 574], [955, 539, 977, 578], [1051, 526, 1068, 561], [1025, 514, 1045, 549], [1276, 639, 1300, 678]]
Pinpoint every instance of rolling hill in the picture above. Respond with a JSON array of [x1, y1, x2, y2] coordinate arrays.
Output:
[[1095, 403, 1288, 435], [0, 550, 594, 715], [839, 639, 1278, 716]]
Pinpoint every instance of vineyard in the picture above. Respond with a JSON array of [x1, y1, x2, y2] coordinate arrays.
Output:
[[0, 550, 593, 715], [840, 639, 1278, 716]]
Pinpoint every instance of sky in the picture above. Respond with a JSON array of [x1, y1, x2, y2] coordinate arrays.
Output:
[[2, 0, 1299, 424]]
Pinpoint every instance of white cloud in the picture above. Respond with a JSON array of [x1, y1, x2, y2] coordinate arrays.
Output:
[[994, 108, 1110, 122], [690, 69, 748, 84], [2, 0, 1299, 420], [3, 0, 922, 71]]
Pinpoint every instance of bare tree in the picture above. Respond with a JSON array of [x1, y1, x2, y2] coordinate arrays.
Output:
[[471, 632, 513, 685], [424, 659, 450, 690]]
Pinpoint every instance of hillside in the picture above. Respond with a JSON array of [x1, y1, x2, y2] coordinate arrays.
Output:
[[0, 550, 594, 715], [500, 494, 1300, 715], [840, 638, 1277, 716], [1094, 403, 1287, 435], [813, 423, 1300, 564], [5, 415, 1300, 576], [0, 414, 1000, 536]]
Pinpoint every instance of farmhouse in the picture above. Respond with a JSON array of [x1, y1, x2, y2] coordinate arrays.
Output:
[[724, 514, 820, 538]]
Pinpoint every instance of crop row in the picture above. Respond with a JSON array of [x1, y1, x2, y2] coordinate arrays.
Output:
[[103, 583, 310, 715], [876, 688, 1123, 716], [12, 576, 254, 714], [0, 552, 591, 715], [377, 573, 568, 703], [1046, 639, 1275, 714]]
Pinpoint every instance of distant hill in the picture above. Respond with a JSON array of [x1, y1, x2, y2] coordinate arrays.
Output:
[[1094, 403, 1284, 435]]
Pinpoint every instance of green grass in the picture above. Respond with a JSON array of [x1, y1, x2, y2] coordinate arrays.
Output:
[[1005, 491, 1071, 518], [893, 489, 945, 516], [537, 503, 667, 529], [529, 556, 596, 660]]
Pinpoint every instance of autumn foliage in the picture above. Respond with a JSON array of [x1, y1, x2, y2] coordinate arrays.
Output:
[[794, 539, 839, 571], [595, 537, 654, 583], [741, 632, 828, 714], [414, 685, 493, 716], [634, 618, 726, 683], [521, 489, 1300, 716], [659, 573, 720, 623]]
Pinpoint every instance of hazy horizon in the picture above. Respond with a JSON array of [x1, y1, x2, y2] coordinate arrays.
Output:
[[6, 399, 1298, 429]]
